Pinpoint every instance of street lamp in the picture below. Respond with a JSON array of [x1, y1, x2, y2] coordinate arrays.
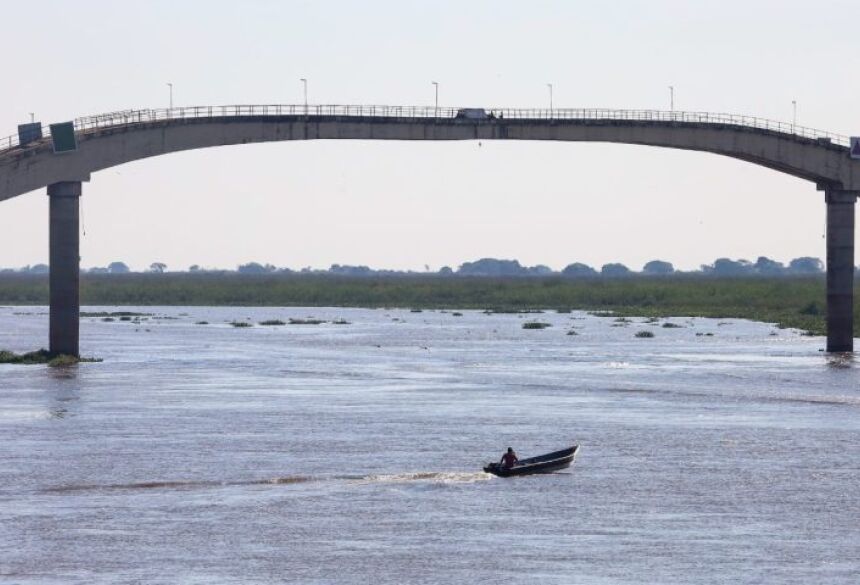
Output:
[[300, 78, 308, 115], [668, 85, 674, 112], [431, 81, 439, 117], [167, 83, 173, 109], [792, 100, 797, 132], [547, 83, 553, 117]]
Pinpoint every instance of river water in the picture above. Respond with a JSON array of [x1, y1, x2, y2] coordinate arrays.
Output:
[[0, 306, 858, 584]]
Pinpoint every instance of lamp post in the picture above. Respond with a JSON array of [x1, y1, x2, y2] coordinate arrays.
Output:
[[432, 81, 439, 117], [547, 83, 553, 117], [669, 85, 674, 112], [792, 100, 797, 132], [300, 78, 308, 115], [167, 83, 173, 109]]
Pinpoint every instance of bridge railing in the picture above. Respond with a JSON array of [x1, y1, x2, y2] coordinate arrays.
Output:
[[0, 104, 850, 153]]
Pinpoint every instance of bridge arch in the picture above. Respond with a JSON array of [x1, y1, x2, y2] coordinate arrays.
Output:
[[0, 105, 856, 353]]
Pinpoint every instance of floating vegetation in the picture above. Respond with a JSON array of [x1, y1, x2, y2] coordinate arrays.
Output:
[[119, 316, 132, 322], [566, 329, 579, 336], [230, 321, 253, 328], [635, 330, 655, 338], [410, 308, 423, 313], [589, 311, 614, 318], [331, 318, 351, 325], [0, 349, 102, 367], [523, 322, 552, 329], [288, 318, 326, 325], [452, 312, 464, 317], [556, 308, 572, 314], [696, 332, 715, 337], [80, 311, 151, 317], [102, 317, 115, 322], [644, 316, 660, 323], [259, 319, 286, 326], [483, 308, 544, 314], [195, 321, 209, 325], [662, 322, 683, 328], [46, 355, 82, 367], [614, 317, 632, 323]]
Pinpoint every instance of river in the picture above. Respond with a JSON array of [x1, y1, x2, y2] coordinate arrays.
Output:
[[1, 306, 858, 584]]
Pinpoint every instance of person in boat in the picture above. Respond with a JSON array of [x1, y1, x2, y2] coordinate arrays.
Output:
[[500, 447, 519, 468]]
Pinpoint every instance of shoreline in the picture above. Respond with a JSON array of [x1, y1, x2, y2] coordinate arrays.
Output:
[[1, 274, 857, 336]]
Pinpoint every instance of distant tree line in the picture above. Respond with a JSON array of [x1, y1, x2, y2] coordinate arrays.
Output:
[[0, 256, 844, 277], [454, 256, 829, 277]]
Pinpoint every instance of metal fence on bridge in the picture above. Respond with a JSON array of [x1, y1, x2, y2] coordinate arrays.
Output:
[[0, 104, 851, 153]]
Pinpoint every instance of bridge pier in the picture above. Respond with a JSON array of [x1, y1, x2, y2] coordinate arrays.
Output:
[[48, 181, 81, 357], [825, 189, 857, 353]]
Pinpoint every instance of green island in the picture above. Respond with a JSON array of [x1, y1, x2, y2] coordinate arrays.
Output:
[[0, 273, 858, 336]]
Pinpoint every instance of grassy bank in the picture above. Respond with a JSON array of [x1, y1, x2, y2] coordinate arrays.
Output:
[[1, 273, 857, 335]]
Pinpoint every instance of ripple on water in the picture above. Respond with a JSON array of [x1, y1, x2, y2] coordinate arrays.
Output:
[[2, 307, 859, 584]]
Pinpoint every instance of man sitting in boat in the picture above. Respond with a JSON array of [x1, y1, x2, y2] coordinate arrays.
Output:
[[500, 447, 519, 468]]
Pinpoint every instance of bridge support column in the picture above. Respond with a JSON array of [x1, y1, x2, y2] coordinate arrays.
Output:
[[48, 181, 81, 357], [825, 189, 857, 353]]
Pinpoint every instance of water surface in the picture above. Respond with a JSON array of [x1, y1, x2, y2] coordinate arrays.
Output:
[[1, 307, 858, 584]]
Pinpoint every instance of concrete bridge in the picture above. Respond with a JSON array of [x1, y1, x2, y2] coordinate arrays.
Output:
[[1, 104, 857, 354]]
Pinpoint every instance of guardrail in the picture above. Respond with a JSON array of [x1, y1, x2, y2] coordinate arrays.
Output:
[[0, 104, 851, 152]]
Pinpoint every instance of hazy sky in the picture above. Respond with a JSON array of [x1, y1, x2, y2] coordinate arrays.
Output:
[[1, 0, 858, 271]]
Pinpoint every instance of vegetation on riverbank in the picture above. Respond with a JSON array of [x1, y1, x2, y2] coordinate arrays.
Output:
[[0, 349, 102, 367], [0, 273, 857, 335]]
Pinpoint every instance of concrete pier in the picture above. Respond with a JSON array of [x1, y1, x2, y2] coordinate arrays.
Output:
[[825, 189, 857, 353], [48, 181, 81, 357]]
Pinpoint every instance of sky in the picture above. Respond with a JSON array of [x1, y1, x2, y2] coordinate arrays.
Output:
[[1, 0, 859, 272]]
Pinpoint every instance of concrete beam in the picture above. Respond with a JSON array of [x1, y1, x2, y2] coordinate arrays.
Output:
[[825, 189, 857, 352], [4, 116, 860, 202], [48, 181, 81, 357]]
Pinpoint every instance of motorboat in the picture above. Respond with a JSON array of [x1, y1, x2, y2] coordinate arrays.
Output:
[[483, 445, 579, 477]]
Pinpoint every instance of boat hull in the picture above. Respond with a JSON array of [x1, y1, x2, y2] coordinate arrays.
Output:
[[483, 445, 578, 477]]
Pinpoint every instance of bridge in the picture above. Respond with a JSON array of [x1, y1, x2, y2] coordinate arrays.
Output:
[[1, 104, 857, 354]]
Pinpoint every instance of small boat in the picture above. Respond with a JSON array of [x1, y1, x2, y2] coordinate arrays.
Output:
[[483, 445, 579, 477]]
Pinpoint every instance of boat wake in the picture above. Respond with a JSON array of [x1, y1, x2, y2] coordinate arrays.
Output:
[[43, 471, 491, 494], [42, 475, 318, 493], [346, 471, 492, 485]]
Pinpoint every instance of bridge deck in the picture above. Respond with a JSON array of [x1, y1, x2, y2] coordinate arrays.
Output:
[[1, 104, 850, 155]]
